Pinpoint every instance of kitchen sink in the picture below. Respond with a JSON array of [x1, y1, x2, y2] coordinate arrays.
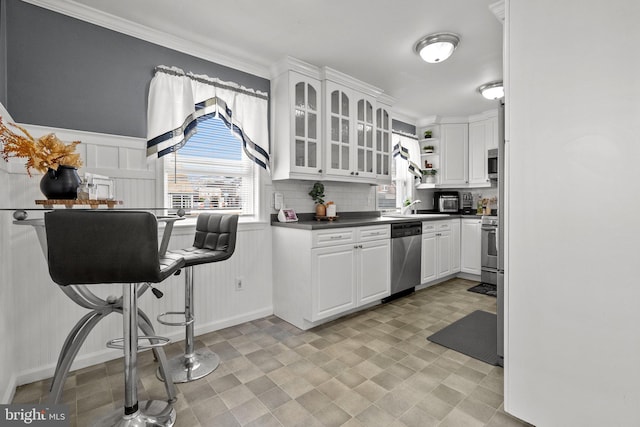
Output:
[[383, 213, 451, 219]]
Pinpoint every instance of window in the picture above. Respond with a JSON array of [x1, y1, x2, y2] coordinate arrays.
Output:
[[376, 133, 419, 210], [164, 115, 255, 215]]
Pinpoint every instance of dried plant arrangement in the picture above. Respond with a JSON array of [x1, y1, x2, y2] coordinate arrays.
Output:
[[0, 117, 82, 176]]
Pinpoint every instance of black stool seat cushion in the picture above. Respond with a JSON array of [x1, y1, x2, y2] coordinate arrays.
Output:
[[170, 214, 238, 267], [45, 210, 184, 285]]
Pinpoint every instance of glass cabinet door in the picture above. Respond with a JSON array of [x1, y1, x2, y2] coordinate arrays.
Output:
[[327, 83, 351, 175], [293, 79, 320, 173], [356, 98, 375, 177], [375, 106, 391, 180]]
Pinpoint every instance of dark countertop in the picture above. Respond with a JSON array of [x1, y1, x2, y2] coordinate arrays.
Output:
[[271, 211, 484, 230]]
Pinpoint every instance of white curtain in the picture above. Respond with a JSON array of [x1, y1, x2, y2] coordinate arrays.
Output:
[[146, 65, 270, 170], [392, 133, 422, 205]]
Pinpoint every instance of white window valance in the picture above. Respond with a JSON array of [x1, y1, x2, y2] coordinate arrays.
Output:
[[392, 136, 422, 179], [146, 65, 270, 170]]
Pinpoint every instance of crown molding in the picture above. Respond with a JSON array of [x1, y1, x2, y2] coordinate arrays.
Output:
[[21, 0, 271, 79], [321, 66, 383, 98], [270, 56, 321, 80]]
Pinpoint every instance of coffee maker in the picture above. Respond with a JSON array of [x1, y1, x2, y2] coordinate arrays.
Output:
[[461, 192, 474, 214]]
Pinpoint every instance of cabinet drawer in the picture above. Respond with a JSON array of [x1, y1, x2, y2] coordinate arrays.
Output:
[[422, 222, 437, 234], [437, 221, 451, 231], [357, 225, 390, 242], [312, 228, 356, 247]]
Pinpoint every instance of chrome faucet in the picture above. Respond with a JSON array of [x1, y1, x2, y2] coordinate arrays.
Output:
[[401, 200, 422, 215]]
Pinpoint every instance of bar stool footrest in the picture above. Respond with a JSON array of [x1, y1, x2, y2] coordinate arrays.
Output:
[[106, 335, 170, 351], [157, 311, 194, 327]]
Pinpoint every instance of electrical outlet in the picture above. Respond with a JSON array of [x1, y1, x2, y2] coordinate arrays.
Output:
[[235, 277, 244, 291]]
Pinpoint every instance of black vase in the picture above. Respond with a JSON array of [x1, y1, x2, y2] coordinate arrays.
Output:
[[40, 165, 81, 199]]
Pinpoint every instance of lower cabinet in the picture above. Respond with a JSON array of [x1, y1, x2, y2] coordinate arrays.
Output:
[[461, 218, 482, 275], [273, 224, 390, 329], [421, 220, 458, 284], [451, 219, 461, 273]]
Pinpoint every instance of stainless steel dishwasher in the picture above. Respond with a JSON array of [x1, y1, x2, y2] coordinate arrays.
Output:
[[383, 222, 422, 302]]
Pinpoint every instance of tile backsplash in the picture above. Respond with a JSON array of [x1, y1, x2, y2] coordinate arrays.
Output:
[[271, 180, 376, 214]]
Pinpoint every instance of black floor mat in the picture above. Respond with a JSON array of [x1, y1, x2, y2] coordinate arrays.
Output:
[[427, 310, 499, 365], [468, 283, 497, 297]]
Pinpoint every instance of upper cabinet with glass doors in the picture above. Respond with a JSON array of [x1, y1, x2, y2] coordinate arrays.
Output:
[[272, 58, 395, 183], [375, 95, 393, 184], [322, 67, 394, 183], [325, 81, 353, 178], [272, 60, 323, 180]]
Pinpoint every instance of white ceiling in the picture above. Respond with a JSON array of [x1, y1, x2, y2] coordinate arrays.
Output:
[[62, 0, 504, 124]]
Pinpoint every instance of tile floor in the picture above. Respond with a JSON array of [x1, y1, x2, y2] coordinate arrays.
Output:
[[12, 278, 532, 427]]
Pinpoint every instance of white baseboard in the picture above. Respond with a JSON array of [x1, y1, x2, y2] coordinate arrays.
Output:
[[1, 373, 17, 404], [14, 306, 273, 388]]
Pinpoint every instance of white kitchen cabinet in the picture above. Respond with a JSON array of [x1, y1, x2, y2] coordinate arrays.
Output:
[[374, 97, 393, 183], [485, 114, 499, 150], [358, 239, 391, 305], [421, 220, 455, 284], [322, 67, 392, 184], [468, 120, 489, 185], [273, 224, 390, 329], [272, 64, 324, 180], [461, 218, 482, 275], [440, 123, 469, 185], [311, 243, 357, 320], [451, 219, 461, 273], [272, 59, 394, 183], [468, 111, 498, 186], [324, 80, 354, 179], [324, 81, 378, 181]]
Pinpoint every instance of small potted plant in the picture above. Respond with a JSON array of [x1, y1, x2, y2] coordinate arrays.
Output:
[[422, 169, 438, 184], [308, 181, 326, 216], [423, 145, 435, 154], [424, 130, 433, 139], [1, 118, 83, 199]]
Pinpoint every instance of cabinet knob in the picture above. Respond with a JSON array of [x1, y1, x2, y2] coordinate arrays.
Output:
[[318, 169, 323, 173], [355, 172, 359, 176], [350, 171, 355, 175]]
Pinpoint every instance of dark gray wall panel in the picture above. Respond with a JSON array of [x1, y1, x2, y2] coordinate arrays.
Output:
[[6, 1, 269, 138], [0, 1, 7, 107], [392, 119, 416, 136]]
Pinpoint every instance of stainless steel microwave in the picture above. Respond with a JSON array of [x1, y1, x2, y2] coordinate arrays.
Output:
[[488, 148, 498, 180], [434, 192, 459, 213]]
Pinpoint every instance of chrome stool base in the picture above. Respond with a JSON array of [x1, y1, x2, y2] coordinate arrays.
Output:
[[93, 400, 176, 427], [158, 349, 220, 383]]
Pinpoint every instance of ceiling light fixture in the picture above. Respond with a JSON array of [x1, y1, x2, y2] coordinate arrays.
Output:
[[478, 81, 504, 100], [414, 32, 460, 63]]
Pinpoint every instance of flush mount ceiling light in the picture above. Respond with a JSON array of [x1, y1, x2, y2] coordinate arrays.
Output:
[[414, 32, 460, 63], [478, 81, 504, 100]]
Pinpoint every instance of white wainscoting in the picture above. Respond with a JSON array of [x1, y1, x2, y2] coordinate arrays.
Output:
[[2, 124, 274, 398]]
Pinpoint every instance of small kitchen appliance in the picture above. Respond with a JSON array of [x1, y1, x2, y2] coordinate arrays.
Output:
[[433, 191, 460, 213], [461, 192, 473, 214]]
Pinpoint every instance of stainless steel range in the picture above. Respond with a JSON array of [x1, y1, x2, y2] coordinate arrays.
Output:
[[481, 215, 499, 286]]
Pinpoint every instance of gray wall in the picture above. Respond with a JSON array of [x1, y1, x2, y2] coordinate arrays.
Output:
[[392, 119, 416, 136], [0, 1, 7, 107], [4, 1, 269, 138]]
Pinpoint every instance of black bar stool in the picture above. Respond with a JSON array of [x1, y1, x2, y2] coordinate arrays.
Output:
[[45, 210, 185, 427], [157, 213, 238, 383]]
